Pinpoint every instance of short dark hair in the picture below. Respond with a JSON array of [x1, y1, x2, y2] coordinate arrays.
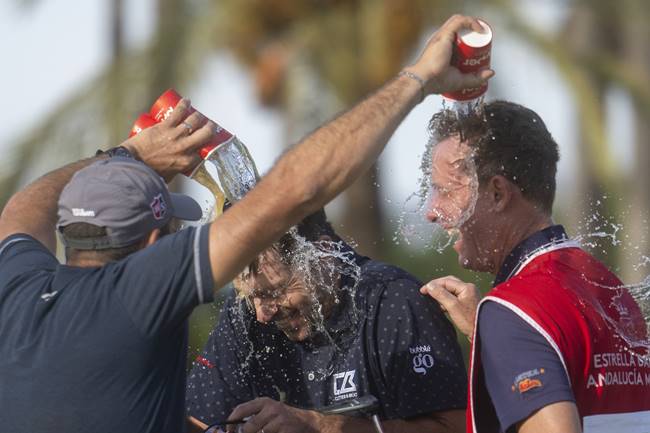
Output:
[[62, 221, 175, 263], [428, 100, 560, 213]]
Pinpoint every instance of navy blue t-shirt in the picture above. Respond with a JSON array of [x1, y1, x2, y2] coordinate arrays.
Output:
[[0, 226, 213, 433], [478, 225, 576, 433], [187, 259, 467, 427]]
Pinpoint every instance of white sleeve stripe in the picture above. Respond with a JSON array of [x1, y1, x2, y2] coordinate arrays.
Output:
[[0, 237, 32, 259], [193, 226, 205, 304]]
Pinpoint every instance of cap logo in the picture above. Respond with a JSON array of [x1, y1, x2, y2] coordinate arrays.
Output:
[[150, 193, 168, 220], [72, 208, 96, 217]]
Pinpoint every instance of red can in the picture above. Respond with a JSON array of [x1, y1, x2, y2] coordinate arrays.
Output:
[[150, 89, 234, 159], [442, 19, 492, 102], [128, 113, 157, 137]]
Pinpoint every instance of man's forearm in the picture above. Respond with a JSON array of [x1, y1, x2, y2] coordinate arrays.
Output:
[[209, 74, 421, 289], [277, 73, 421, 212], [209, 15, 494, 289], [0, 99, 210, 254], [0, 155, 104, 253]]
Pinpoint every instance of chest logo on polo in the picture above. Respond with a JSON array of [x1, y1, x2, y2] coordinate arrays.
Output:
[[333, 370, 357, 401], [410, 345, 435, 375]]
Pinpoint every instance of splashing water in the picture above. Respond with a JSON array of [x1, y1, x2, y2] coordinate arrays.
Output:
[[394, 112, 479, 252], [573, 221, 623, 250], [395, 100, 650, 357], [226, 227, 363, 381], [394, 189, 456, 253], [634, 256, 650, 272], [573, 270, 650, 360], [191, 162, 226, 224], [626, 276, 650, 327], [442, 96, 486, 117], [568, 212, 650, 356], [284, 227, 362, 347]]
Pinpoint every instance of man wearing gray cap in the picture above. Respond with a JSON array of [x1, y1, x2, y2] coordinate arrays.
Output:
[[0, 15, 492, 433], [0, 100, 217, 433]]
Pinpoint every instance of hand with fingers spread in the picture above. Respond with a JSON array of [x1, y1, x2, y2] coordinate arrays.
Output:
[[403, 14, 495, 96], [420, 275, 481, 338], [226, 398, 320, 433], [121, 98, 217, 182]]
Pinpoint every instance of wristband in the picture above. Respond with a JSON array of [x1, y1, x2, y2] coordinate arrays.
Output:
[[96, 146, 134, 159], [399, 70, 426, 102]]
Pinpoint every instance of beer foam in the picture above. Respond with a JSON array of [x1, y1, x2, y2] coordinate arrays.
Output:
[[458, 20, 492, 47]]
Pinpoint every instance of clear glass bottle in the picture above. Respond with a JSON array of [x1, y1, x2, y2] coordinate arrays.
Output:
[[203, 135, 260, 203], [189, 162, 227, 222], [148, 89, 261, 210], [128, 111, 229, 222]]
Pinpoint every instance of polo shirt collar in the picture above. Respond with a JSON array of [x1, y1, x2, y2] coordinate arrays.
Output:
[[493, 224, 570, 287]]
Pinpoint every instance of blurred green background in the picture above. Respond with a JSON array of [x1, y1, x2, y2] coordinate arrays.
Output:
[[2, 0, 650, 365]]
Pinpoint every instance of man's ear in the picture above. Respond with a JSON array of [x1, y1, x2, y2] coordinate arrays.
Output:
[[489, 175, 514, 212]]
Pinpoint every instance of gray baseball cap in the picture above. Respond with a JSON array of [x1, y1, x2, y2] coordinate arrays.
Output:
[[57, 157, 202, 250]]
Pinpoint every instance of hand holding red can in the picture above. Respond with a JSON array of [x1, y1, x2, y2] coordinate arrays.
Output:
[[150, 89, 235, 160], [442, 19, 492, 101]]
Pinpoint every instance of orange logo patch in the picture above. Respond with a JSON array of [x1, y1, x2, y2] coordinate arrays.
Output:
[[517, 378, 542, 393], [511, 368, 545, 393]]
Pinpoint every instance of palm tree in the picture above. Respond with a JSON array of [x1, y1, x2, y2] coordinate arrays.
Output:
[[4, 0, 650, 273]]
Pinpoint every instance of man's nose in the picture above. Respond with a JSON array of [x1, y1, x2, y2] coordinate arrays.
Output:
[[426, 207, 439, 223], [256, 301, 278, 323], [427, 197, 442, 223]]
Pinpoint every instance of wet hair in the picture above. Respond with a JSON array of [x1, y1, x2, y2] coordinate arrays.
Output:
[[429, 100, 560, 213], [245, 208, 337, 276], [62, 221, 175, 263]]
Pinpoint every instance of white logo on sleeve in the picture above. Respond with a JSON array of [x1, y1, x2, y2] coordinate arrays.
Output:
[[333, 370, 357, 400], [410, 345, 435, 375], [41, 291, 59, 302]]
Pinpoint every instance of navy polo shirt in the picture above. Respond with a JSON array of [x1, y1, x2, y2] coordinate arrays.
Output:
[[187, 258, 467, 426], [0, 226, 213, 433], [479, 225, 575, 433]]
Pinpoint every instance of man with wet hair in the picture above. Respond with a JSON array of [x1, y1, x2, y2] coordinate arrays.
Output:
[[420, 100, 650, 433], [0, 14, 492, 433], [187, 209, 467, 433]]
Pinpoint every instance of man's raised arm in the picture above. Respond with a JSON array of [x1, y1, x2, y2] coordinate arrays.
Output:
[[208, 14, 494, 289], [0, 99, 212, 253]]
